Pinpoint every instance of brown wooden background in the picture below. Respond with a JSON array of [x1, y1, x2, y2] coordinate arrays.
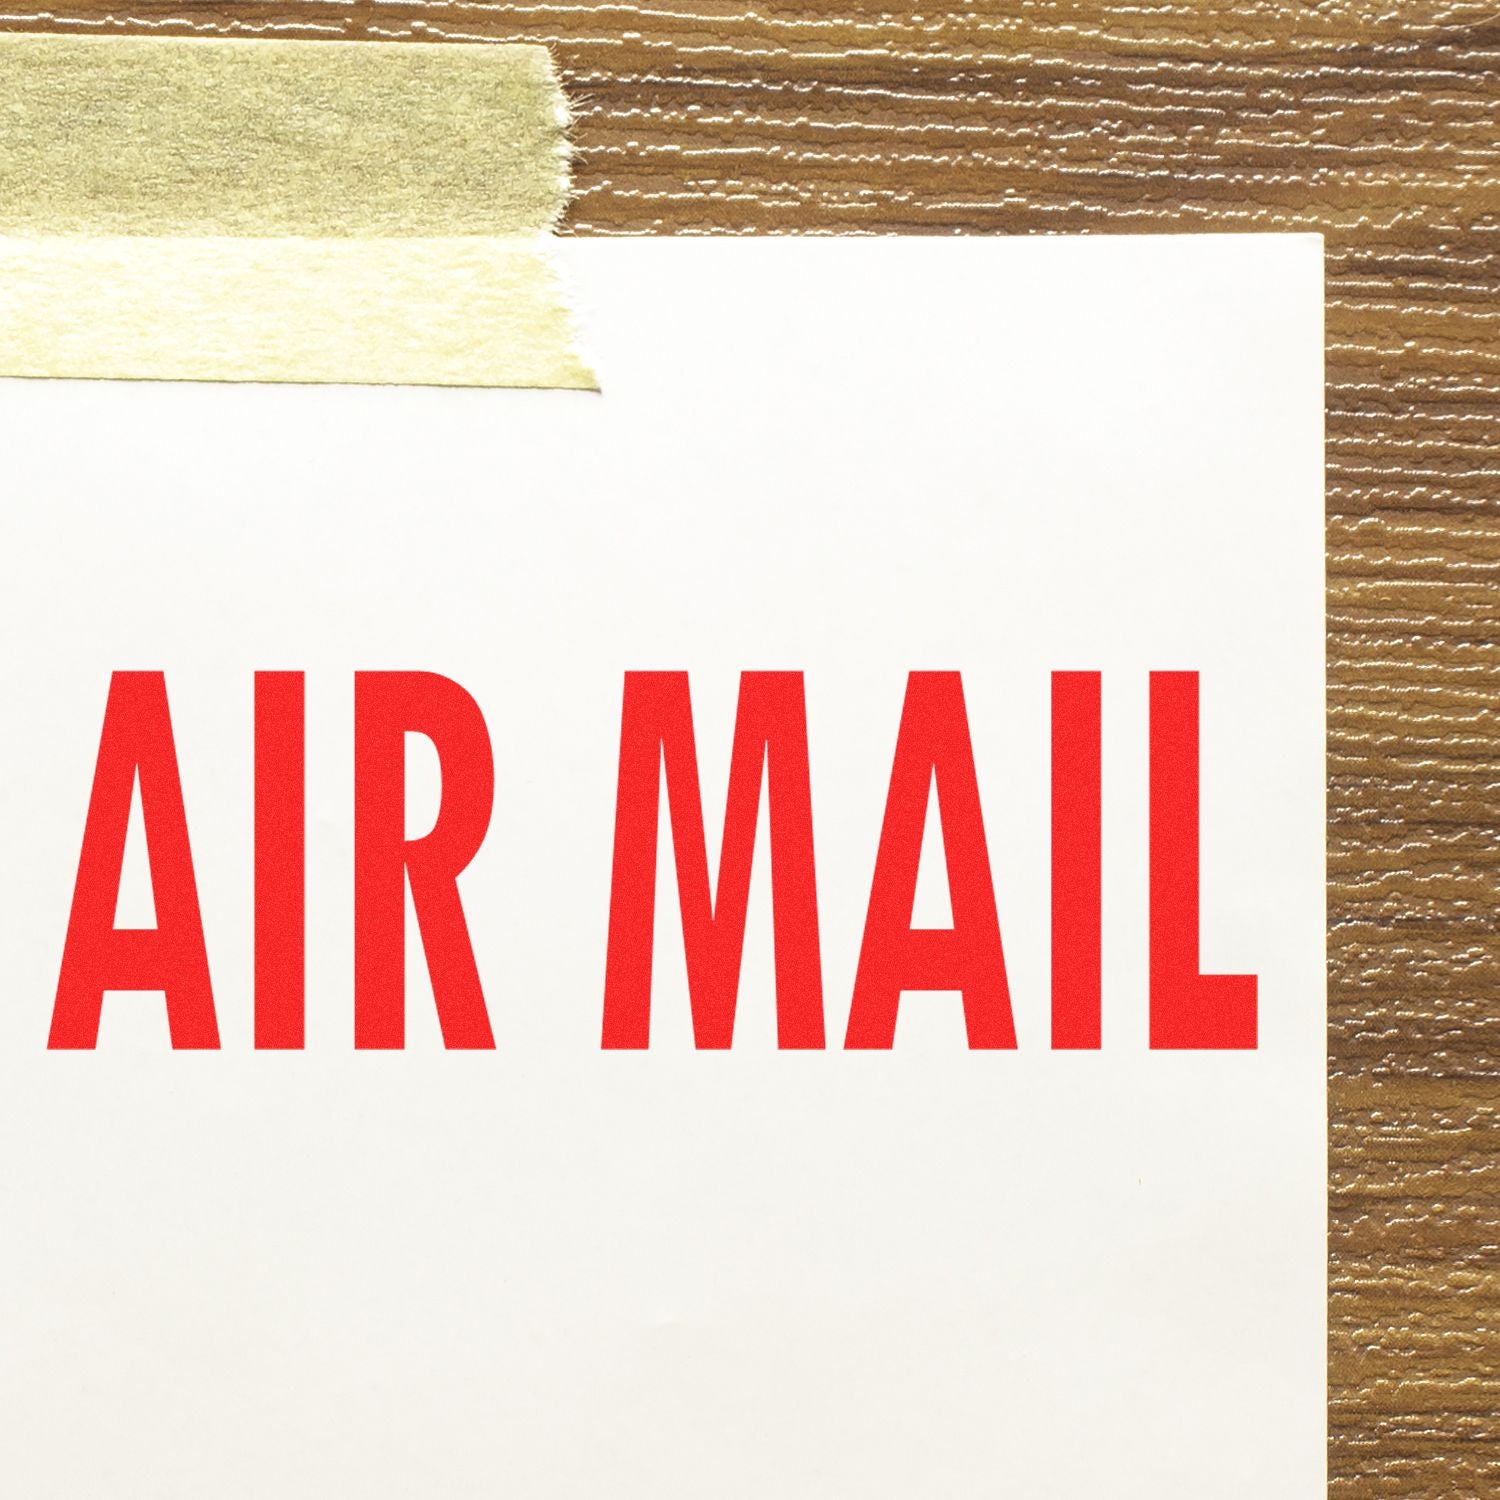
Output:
[[4, 3, 1495, 1492]]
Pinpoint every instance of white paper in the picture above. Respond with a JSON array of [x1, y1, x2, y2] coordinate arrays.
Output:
[[0, 238, 1325, 1496]]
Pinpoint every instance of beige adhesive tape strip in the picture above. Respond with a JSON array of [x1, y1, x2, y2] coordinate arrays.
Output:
[[0, 237, 594, 388], [0, 35, 594, 389]]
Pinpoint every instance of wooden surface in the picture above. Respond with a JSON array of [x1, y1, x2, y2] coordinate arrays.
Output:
[[2, 4, 1495, 1492]]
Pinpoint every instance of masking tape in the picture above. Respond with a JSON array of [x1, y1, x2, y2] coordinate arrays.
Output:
[[0, 236, 594, 388], [0, 35, 594, 389]]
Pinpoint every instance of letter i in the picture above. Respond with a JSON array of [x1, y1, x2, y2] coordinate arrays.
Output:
[[1051, 671, 1102, 1048], [255, 671, 305, 1048]]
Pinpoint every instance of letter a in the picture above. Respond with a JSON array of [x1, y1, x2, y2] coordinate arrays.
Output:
[[50, 672, 219, 1049], [845, 672, 1014, 1049]]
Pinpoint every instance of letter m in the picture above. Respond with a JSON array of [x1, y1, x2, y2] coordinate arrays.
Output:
[[602, 671, 824, 1049]]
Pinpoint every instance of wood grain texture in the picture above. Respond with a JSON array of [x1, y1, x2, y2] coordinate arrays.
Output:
[[2, 4, 1495, 1492]]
